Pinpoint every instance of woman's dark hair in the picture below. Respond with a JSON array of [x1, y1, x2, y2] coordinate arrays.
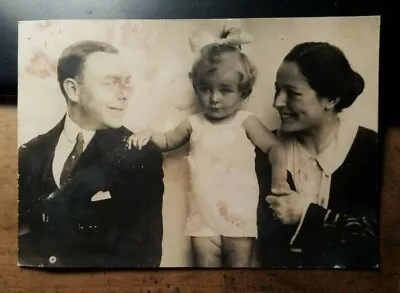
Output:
[[284, 42, 364, 112]]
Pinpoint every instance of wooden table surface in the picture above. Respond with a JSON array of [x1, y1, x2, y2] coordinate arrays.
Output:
[[1, 105, 399, 293]]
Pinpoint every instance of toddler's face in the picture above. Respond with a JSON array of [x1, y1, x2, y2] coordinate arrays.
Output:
[[195, 65, 243, 120]]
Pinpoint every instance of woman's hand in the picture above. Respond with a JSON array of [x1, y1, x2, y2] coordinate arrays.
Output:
[[126, 131, 153, 150], [266, 190, 308, 225]]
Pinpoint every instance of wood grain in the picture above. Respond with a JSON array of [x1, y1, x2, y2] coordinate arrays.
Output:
[[1, 105, 399, 293]]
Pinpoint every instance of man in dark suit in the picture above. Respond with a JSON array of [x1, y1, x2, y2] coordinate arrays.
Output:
[[18, 40, 164, 268]]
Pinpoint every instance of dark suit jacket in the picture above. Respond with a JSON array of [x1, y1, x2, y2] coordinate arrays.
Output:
[[256, 126, 380, 268], [18, 117, 164, 268]]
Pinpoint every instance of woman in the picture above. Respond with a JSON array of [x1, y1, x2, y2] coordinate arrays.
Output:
[[256, 42, 379, 268]]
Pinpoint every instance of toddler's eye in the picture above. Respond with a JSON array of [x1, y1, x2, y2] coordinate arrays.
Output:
[[220, 88, 234, 94]]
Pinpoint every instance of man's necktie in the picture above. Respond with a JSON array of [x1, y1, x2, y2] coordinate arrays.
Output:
[[60, 132, 84, 185]]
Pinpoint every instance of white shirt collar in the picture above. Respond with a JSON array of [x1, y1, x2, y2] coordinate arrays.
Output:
[[281, 114, 359, 176], [63, 114, 95, 146]]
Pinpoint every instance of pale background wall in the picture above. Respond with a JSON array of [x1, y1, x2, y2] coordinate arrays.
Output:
[[18, 16, 380, 267]]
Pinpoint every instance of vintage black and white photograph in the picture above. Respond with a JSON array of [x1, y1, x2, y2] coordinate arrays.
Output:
[[17, 16, 380, 269]]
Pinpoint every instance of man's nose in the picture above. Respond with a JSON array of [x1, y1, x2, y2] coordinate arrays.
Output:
[[117, 91, 127, 101], [117, 83, 133, 101]]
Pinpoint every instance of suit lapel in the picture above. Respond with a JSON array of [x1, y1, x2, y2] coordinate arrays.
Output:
[[41, 117, 66, 189], [71, 128, 125, 177]]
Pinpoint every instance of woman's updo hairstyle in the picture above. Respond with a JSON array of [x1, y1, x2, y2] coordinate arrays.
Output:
[[284, 42, 364, 112]]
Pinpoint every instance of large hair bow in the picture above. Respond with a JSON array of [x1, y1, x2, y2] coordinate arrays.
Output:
[[189, 27, 253, 53]]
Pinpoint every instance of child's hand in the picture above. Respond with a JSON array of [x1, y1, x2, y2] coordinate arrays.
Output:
[[126, 131, 153, 150], [271, 181, 291, 196]]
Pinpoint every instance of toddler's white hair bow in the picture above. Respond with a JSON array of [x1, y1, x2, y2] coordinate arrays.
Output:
[[189, 27, 253, 53]]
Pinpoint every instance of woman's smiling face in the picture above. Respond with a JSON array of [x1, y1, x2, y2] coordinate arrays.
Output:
[[273, 61, 332, 133]]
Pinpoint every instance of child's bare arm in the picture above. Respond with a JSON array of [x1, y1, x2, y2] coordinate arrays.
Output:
[[128, 118, 192, 152], [243, 115, 289, 192], [268, 143, 290, 193], [162, 118, 192, 151]]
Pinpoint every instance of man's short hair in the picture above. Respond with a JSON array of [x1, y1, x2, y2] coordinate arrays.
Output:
[[57, 40, 119, 98]]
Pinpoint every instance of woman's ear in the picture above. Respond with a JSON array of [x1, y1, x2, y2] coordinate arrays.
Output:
[[324, 97, 340, 111], [63, 78, 80, 103]]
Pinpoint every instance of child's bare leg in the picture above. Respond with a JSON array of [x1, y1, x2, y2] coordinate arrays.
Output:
[[191, 236, 222, 267], [222, 236, 255, 268]]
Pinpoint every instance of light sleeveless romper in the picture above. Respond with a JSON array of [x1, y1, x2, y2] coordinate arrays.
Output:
[[184, 110, 259, 238]]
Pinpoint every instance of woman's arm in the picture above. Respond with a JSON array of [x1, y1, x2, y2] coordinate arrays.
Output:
[[290, 201, 378, 267], [292, 203, 377, 247], [266, 187, 378, 267]]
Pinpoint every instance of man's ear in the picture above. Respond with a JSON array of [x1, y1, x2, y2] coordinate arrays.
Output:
[[63, 78, 80, 103]]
